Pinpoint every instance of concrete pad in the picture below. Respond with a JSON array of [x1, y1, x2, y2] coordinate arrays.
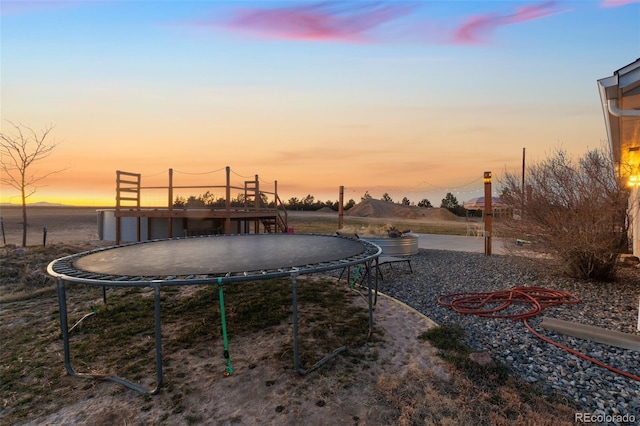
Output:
[[414, 233, 506, 254]]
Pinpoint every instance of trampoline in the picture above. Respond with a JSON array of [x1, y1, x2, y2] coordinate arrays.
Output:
[[47, 233, 381, 394]]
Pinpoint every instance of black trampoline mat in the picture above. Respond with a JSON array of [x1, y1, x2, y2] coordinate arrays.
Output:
[[73, 234, 367, 277]]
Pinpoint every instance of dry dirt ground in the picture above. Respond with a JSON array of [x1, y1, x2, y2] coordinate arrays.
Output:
[[345, 199, 460, 222], [0, 204, 576, 425], [0, 202, 461, 247], [3, 276, 445, 425], [0, 206, 103, 247]]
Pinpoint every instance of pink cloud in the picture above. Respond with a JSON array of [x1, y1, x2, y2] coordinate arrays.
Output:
[[220, 2, 415, 43], [600, 0, 640, 7], [453, 1, 565, 45], [205, 0, 625, 47], [511, 1, 563, 22], [452, 13, 506, 45]]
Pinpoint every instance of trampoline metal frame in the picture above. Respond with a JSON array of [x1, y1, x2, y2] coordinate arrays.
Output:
[[48, 235, 381, 394]]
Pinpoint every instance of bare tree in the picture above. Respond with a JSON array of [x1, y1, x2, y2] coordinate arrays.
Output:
[[0, 121, 66, 246], [499, 147, 628, 280]]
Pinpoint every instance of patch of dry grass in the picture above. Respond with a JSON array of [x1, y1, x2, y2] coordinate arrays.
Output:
[[287, 213, 470, 236], [377, 366, 576, 426]]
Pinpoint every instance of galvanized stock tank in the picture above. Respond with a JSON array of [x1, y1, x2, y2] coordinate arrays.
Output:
[[361, 233, 419, 256]]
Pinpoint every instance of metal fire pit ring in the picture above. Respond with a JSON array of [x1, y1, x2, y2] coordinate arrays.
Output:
[[47, 233, 381, 394]]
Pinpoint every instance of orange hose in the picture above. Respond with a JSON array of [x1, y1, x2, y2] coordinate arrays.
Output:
[[438, 287, 640, 382]]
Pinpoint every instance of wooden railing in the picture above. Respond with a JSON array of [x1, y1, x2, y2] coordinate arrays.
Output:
[[115, 171, 141, 243], [114, 166, 287, 243]]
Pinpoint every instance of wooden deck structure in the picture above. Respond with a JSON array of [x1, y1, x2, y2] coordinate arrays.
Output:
[[113, 167, 288, 244]]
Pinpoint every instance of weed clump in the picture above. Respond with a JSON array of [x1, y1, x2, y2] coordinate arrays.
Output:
[[420, 323, 509, 388]]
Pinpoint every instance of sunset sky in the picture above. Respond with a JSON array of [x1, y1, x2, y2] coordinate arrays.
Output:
[[1, 0, 639, 207]]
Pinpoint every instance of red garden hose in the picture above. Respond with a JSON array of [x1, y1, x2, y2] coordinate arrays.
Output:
[[438, 286, 640, 382]]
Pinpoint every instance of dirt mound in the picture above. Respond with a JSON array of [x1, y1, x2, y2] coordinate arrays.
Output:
[[345, 199, 458, 221], [316, 206, 336, 213]]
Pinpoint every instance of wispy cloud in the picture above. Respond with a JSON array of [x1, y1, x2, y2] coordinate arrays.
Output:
[[452, 1, 565, 45], [600, 0, 640, 7], [217, 2, 415, 43], [205, 1, 571, 46]]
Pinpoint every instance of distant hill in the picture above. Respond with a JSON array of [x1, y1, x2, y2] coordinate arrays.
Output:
[[345, 199, 459, 221], [1, 202, 67, 207]]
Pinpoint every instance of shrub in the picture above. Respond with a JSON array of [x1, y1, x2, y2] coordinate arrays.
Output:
[[500, 147, 628, 281]]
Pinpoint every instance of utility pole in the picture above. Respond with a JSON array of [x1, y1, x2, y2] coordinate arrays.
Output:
[[521, 147, 526, 219], [338, 186, 344, 229], [522, 148, 526, 194]]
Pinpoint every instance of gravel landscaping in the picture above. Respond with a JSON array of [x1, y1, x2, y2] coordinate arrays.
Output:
[[376, 249, 640, 421]]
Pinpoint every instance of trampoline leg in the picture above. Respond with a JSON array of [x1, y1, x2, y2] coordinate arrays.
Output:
[[292, 272, 348, 376], [55, 279, 163, 394], [57, 279, 74, 376], [152, 285, 164, 393], [367, 259, 374, 336], [105, 286, 163, 394], [373, 257, 379, 306], [217, 282, 234, 376]]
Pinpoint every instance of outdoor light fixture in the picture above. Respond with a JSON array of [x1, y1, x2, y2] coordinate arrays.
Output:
[[483, 171, 493, 256], [628, 175, 640, 187]]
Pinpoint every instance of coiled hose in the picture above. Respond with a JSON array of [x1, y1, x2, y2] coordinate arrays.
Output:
[[438, 286, 640, 382]]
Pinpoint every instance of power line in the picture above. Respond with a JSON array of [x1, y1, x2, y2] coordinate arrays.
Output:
[[141, 170, 168, 178], [173, 167, 226, 175], [229, 168, 254, 179]]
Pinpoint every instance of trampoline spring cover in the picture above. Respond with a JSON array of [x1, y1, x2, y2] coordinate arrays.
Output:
[[48, 234, 381, 285]]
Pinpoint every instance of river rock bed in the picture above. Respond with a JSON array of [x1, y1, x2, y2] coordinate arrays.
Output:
[[375, 249, 640, 420]]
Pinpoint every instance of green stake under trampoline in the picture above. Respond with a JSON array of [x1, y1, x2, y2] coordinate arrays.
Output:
[[217, 278, 234, 376], [349, 264, 361, 289]]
